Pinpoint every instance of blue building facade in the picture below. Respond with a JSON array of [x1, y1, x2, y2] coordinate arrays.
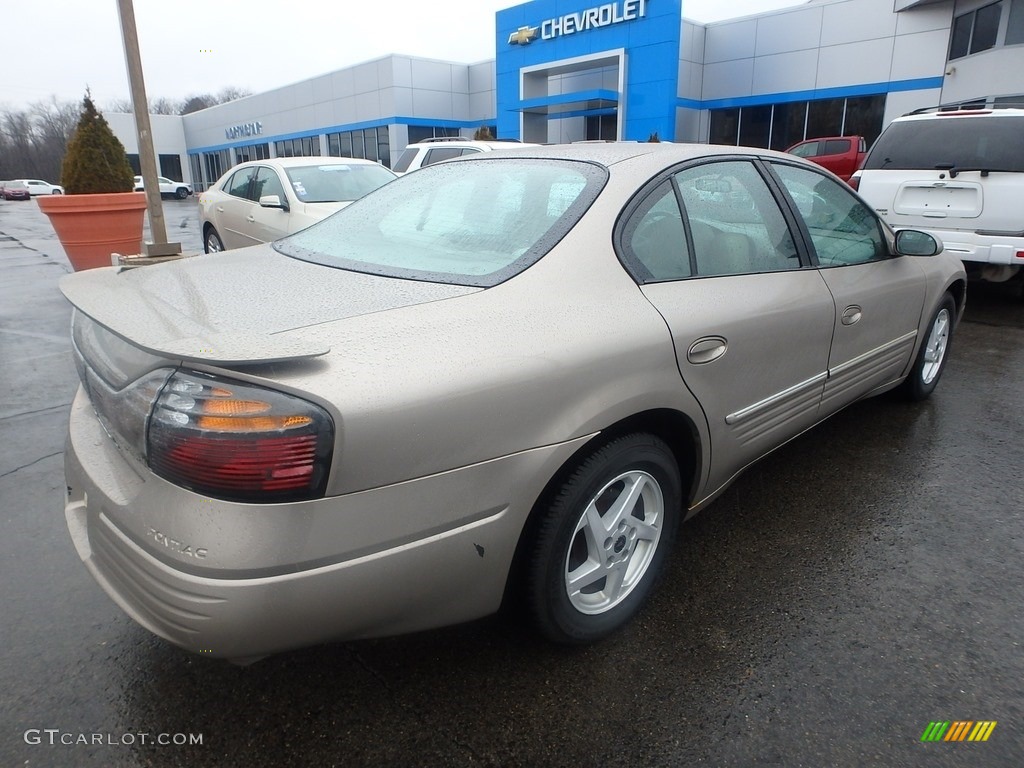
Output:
[[496, 0, 683, 142], [111, 0, 1024, 190]]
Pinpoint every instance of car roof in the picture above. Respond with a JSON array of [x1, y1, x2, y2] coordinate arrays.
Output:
[[404, 138, 540, 150], [895, 106, 1024, 122], [443, 141, 806, 172], [239, 156, 384, 169]]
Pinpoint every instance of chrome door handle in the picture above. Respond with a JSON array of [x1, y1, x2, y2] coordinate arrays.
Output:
[[687, 336, 728, 364], [246, 215, 256, 222], [841, 306, 862, 326]]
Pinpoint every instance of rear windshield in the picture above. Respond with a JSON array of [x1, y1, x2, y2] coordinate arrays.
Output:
[[275, 158, 607, 287], [863, 116, 1024, 172]]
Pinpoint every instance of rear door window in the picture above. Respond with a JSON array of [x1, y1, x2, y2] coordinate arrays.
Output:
[[225, 167, 257, 199], [674, 161, 800, 276], [823, 139, 851, 156]]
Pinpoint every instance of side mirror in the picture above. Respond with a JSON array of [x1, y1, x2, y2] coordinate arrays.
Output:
[[259, 194, 288, 211], [894, 229, 941, 257]]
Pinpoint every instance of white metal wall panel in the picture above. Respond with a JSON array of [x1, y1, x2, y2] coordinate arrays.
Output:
[[890, 28, 952, 80], [752, 49, 821, 95], [753, 8, 824, 56], [820, 0, 899, 46], [815, 38, 896, 89], [704, 19, 758, 63], [701, 59, 755, 99]]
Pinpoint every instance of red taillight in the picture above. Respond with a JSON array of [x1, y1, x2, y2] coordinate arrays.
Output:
[[1015, 250, 1024, 260], [148, 371, 333, 502]]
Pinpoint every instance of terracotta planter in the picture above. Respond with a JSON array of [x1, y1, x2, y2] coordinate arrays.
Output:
[[37, 192, 147, 271]]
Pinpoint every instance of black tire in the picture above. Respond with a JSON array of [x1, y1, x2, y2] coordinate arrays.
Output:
[[525, 433, 681, 644], [901, 293, 956, 401], [204, 227, 224, 254], [175, 187, 188, 200], [52, 189, 62, 195]]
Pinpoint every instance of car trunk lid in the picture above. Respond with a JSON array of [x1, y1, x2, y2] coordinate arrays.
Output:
[[60, 244, 479, 364]]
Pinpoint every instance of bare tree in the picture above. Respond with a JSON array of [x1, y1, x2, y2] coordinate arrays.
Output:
[[180, 87, 251, 115], [216, 86, 251, 104], [107, 88, 250, 116], [106, 98, 135, 113], [0, 110, 39, 178], [105, 96, 181, 114], [0, 87, 254, 180]]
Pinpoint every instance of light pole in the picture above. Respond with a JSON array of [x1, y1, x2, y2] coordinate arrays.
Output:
[[115, 0, 181, 257]]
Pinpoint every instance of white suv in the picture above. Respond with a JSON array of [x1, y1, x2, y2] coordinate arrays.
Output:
[[852, 106, 1024, 290], [391, 137, 539, 175]]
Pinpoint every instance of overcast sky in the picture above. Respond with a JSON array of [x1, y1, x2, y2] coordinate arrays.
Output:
[[1, 0, 807, 110]]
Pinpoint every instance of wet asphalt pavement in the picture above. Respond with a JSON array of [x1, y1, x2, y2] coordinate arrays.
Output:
[[1, 198, 1021, 767]]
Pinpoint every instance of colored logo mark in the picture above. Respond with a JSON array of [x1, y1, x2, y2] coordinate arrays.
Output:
[[921, 721, 997, 742], [508, 26, 539, 45]]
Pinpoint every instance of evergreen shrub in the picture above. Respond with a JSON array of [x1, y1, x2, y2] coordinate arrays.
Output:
[[61, 93, 135, 194]]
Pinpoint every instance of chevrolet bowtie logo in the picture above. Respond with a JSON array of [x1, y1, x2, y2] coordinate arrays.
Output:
[[508, 25, 539, 45]]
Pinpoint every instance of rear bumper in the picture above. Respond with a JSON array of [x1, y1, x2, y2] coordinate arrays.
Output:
[[907, 228, 1024, 266], [64, 386, 588, 660]]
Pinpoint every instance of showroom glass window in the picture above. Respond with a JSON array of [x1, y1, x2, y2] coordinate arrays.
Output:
[[709, 95, 885, 151], [275, 137, 320, 158]]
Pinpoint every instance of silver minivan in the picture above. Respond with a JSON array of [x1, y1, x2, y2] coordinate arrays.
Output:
[[852, 105, 1024, 291]]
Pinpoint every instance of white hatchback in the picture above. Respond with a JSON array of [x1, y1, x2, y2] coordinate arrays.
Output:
[[852, 106, 1024, 289], [198, 157, 396, 252]]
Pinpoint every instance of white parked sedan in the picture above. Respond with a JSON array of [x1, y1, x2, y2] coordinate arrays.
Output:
[[198, 157, 397, 252], [16, 178, 64, 195], [133, 175, 193, 199]]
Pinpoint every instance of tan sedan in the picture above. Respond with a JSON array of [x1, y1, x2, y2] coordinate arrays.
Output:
[[198, 156, 396, 252], [60, 143, 965, 662]]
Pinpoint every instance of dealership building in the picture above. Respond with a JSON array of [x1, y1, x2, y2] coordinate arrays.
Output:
[[108, 0, 1024, 190]]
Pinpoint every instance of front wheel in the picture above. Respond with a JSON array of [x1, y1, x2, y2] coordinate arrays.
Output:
[[204, 227, 224, 254], [901, 293, 955, 401], [525, 433, 681, 644], [175, 187, 188, 199]]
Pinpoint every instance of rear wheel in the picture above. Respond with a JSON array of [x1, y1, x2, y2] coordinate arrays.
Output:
[[901, 293, 955, 400], [204, 227, 224, 254], [526, 433, 681, 644]]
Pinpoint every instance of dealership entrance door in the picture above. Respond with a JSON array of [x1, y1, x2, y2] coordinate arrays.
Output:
[[518, 51, 624, 144]]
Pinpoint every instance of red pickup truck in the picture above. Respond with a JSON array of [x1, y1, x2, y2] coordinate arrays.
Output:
[[786, 136, 867, 183]]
